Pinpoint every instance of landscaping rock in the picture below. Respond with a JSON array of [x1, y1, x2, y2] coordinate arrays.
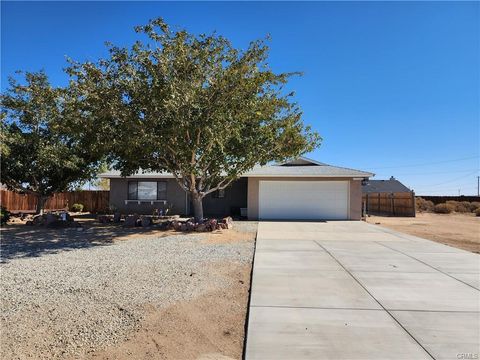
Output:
[[124, 215, 139, 227], [141, 216, 152, 227], [195, 224, 206, 232]]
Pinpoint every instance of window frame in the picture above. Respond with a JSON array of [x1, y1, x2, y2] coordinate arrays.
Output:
[[213, 188, 226, 199], [127, 181, 167, 201]]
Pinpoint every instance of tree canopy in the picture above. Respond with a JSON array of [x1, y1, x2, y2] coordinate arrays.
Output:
[[1, 71, 104, 213]]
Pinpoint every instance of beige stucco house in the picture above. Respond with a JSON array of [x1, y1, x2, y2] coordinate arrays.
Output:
[[99, 157, 373, 220]]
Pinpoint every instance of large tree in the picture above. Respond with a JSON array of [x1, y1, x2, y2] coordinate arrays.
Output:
[[68, 18, 321, 221], [1, 71, 104, 214]]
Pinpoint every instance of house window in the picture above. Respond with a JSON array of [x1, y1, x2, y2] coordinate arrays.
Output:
[[213, 189, 225, 199], [128, 181, 167, 200]]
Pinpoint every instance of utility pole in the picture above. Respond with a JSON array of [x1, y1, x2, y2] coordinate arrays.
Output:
[[477, 176, 479, 197]]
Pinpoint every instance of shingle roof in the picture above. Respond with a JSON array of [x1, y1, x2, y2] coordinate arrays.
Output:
[[99, 157, 373, 179], [243, 164, 373, 177], [362, 178, 411, 194]]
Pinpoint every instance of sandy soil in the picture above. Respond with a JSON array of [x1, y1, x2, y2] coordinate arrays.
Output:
[[366, 212, 480, 253], [86, 263, 251, 360], [1, 216, 257, 360]]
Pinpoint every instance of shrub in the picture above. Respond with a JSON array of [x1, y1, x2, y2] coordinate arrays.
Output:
[[0, 206, 11, 224], [469, 202, 480, 212], [475, 208, 480, 217], [433, 203, 455, 214], [445, 200, 472, 213], [71, 203, 84, 212], [416, 197, 434, 212]]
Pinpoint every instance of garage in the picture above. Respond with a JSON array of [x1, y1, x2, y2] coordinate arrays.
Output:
[[258, 180, 349, 220]]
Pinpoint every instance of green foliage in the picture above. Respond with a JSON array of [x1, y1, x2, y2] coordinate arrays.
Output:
[[71, 203, 84, 212], [433, 203, 454, 214], [0, 206, 11, 224], [416, 197, 434, 212], [67, 18, 321, 220], [1, 71, 104, 213]]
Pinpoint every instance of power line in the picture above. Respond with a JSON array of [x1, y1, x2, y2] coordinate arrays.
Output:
[[420, 171, 479, 187], [374, 169, 479, 176], [367, 156, 479, 170]]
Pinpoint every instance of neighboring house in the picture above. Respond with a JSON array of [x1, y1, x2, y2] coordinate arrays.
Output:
[[99, 157, 373, 220], [362, 177, 416, 217]]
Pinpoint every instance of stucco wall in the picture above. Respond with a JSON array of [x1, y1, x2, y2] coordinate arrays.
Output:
[[202, 178, 248, 217], [109, 178, 188, 215], [349, 179, 363, 220], [247, 177, 363, 220]]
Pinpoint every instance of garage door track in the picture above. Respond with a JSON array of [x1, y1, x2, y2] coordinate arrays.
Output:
[[245, 221, 480, 360]]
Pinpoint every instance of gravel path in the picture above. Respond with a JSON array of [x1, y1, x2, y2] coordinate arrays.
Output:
[[0, 222, 257, 359]]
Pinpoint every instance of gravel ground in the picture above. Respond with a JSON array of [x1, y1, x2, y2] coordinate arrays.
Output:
[[0, 221, 257, 359]]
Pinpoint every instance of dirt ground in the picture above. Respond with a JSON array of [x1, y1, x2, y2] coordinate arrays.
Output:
[[1, 216, 256, 360], [366, 212, 480, 254], [86, 263, 251, 360]]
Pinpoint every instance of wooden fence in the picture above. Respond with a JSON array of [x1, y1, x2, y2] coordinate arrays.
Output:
[[0, 190, 109, 213], [363, 191, 416, 217]]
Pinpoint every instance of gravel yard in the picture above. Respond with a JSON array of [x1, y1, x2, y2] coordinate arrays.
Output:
[[0, 220, 257, 359]]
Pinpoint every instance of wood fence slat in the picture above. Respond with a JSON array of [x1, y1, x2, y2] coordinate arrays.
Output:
[[363, 191, 415, 217], [0, 190, 109, 213]]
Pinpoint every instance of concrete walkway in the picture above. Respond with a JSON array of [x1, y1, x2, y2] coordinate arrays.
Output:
[[245, 221, 480, 360]]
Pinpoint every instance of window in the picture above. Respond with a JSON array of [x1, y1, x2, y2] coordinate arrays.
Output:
[[128, 181, 167, 200], [213, 189, 225, 199]]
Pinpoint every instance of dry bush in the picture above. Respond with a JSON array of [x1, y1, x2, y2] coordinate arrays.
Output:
[[416, 197, 434, 212], [433, 203, 455, 214], [445, 201, 470, 213], [475, 208, 480, 217], [467, 202, 480, 212]]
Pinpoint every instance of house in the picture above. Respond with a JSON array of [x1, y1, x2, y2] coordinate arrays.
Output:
[[362, 177, 416, 217], [99, 157, 373, 220]]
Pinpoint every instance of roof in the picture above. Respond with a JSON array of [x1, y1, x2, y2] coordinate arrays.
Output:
[[362, 178, 412, 194], [99, 157, 374, 179]]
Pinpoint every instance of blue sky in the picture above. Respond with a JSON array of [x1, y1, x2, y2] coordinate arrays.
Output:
[[2, 1, 479, 195]]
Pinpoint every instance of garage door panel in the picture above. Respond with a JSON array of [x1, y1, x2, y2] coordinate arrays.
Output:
[[259, 181, 349, 220]]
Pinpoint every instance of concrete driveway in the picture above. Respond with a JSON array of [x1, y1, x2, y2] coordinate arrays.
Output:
[[245, 221, 480, 360]]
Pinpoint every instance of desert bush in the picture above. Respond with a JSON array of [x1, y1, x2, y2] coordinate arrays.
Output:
[[0, 206, 11, 224], [475, 208, 480, 217], [71, 203, 84, 212], [416, 197, 434, 212], [469, 202, 480, 212], [445, 200, 471, 213], [433, 203, 455, 214]]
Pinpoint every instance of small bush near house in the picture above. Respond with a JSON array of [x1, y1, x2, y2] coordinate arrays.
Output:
[[416, 197, 434, 212], [0, 206, 11, 224], [71, 203, 84, 212], [433, 203, 455, 214], [475, 208, 480, 217]]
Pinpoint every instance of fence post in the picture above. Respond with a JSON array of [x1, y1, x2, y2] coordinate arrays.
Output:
[[412, 191, 416, 217]]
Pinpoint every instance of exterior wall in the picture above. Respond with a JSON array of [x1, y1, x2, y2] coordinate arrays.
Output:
[[109, 177, 248, 217], [247, 177, 363, 220], [109, 178, 188, 215], [202, 178, 248, 217], [349, 180, 362, 220]]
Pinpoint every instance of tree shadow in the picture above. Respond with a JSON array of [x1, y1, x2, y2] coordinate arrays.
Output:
[[0, 217, 180, 263]]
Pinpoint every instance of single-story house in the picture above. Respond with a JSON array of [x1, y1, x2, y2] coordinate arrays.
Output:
[[362, 177, 415, 217], [99, 157, 373, 220]]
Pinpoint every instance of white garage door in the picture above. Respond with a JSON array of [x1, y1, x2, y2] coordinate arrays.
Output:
[[258, 180, 349, 220]]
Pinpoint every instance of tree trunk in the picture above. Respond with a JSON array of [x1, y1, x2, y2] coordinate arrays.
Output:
[[191, 193, 204, 223], [35, 195, 47, 215]]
